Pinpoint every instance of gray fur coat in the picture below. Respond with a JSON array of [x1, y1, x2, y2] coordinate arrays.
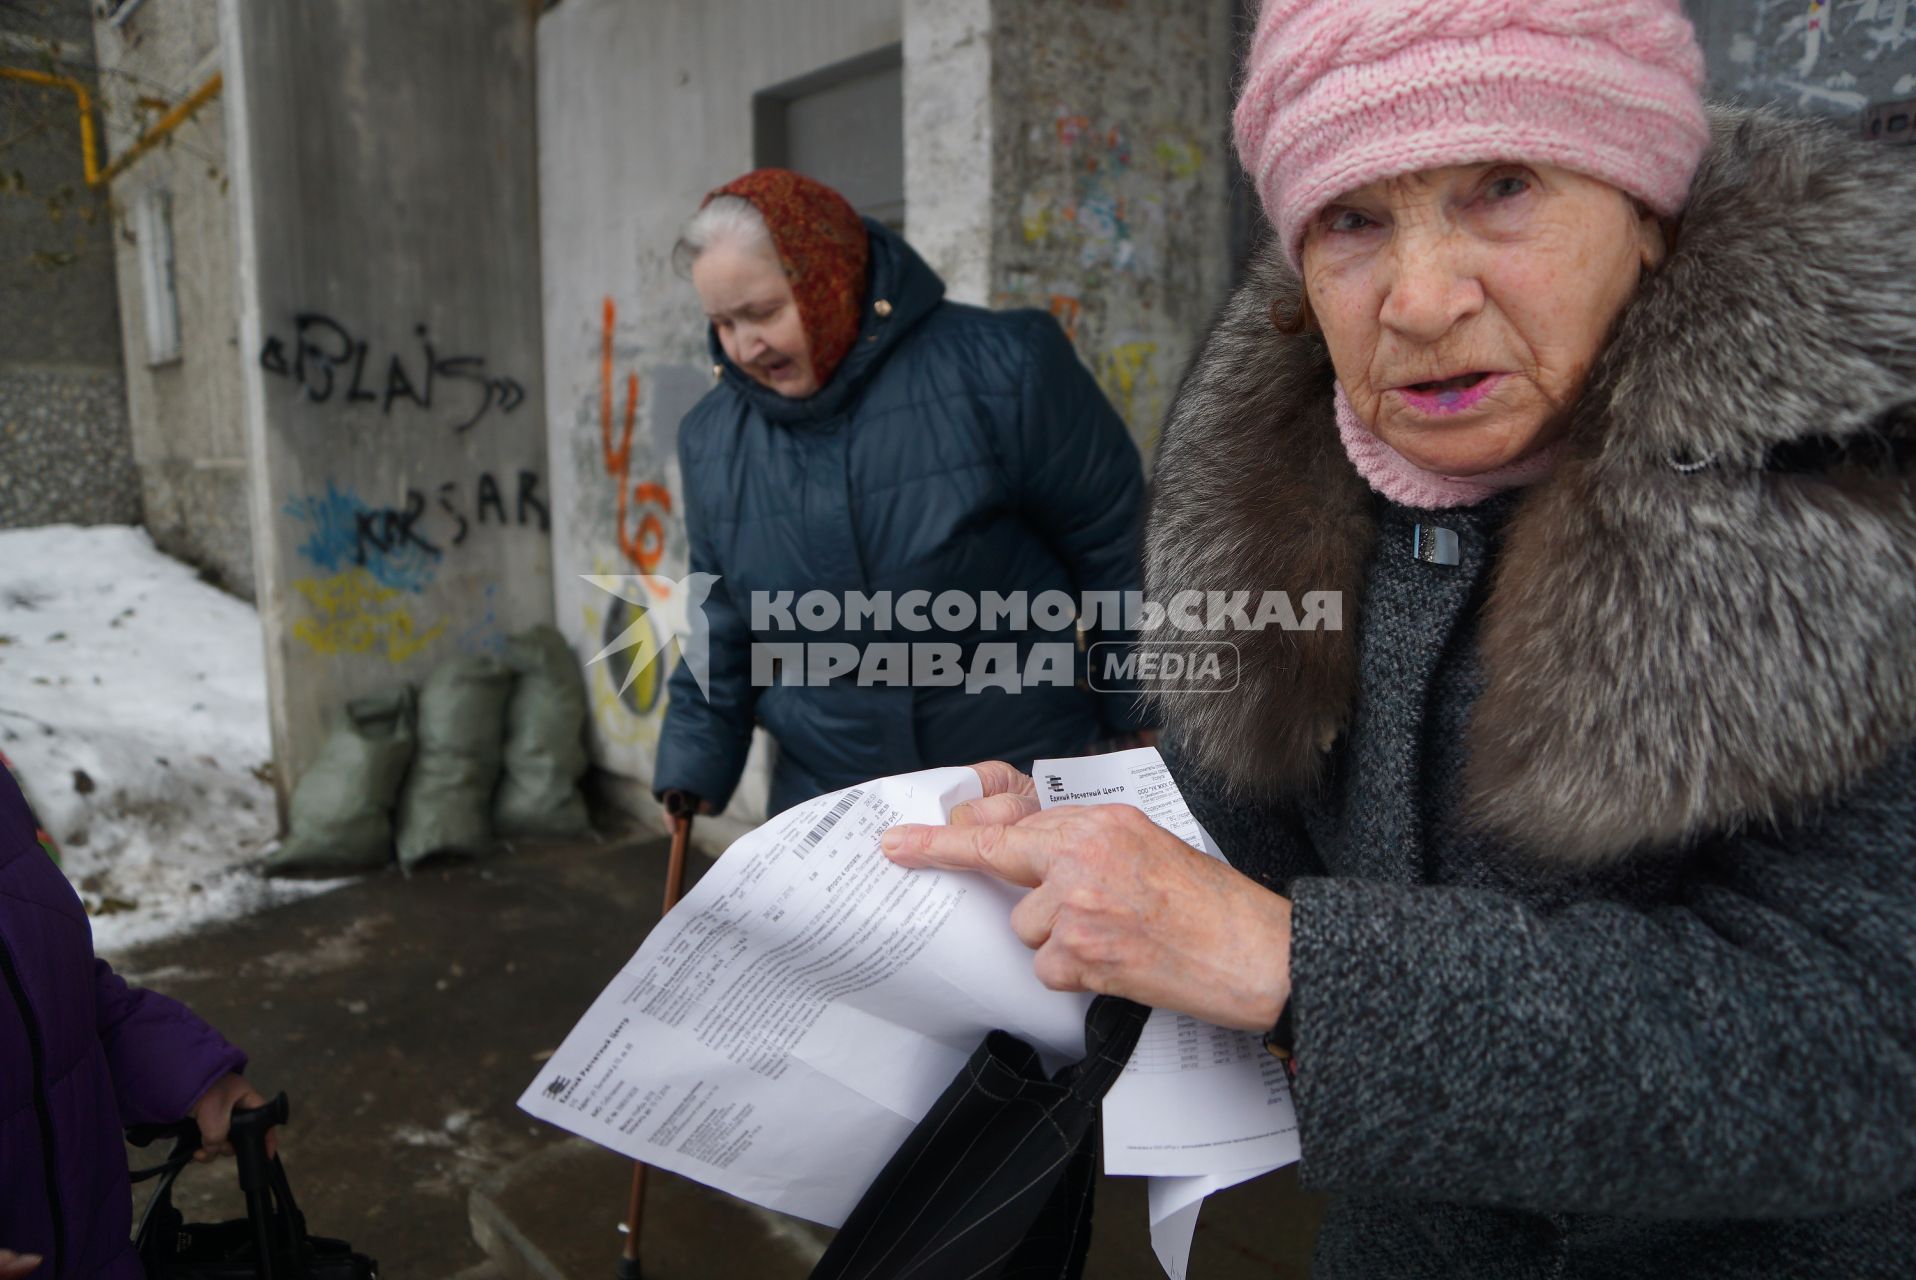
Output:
[[1149, 106, 1916, 1278]]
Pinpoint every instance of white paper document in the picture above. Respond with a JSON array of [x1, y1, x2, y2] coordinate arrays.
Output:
[[517, 766, 1092, 1225], [1032, 748, 1300, 1277], [522, 748, 1297, 1275]]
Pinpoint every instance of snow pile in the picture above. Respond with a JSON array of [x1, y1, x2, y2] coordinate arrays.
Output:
[[0, 525, 340, 954]]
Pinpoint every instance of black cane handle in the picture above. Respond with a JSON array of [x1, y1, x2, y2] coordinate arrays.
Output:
[[231, 1090, 292, 1139]]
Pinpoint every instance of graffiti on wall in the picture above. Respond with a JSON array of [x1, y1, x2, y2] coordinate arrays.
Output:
[[282, 471, 549, 658], [1047, 294, 1082, 343], [283, 472, 549, 591], [598, 297, 675, 579], [1098, 340, 1161, 443], [1016, 107, 1203, 281], [289, 569, 446, 664], [1002, 96, 1213, 447], [573, 297, 686, 745], [579, 557, 663, 749], [285, 479, 439, 594], [259, 315, 527, 433], [454, 582, 505, 657], [1718, 0, 1914, 111]]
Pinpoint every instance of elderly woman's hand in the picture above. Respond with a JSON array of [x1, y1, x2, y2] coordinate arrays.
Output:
[[0, 1251, 42, 1280], [189, 1072, 277, 1162], [882, 764, 1293, 1032]]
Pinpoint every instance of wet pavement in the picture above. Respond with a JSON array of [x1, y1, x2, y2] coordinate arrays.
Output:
[[110, 809, 1323, 1278]]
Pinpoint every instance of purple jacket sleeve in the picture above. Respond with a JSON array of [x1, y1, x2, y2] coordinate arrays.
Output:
[[93, 956, 247, 1127]]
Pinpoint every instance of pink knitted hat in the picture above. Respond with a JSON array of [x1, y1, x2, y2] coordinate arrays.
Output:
[[1234, 0, 1710, 266]]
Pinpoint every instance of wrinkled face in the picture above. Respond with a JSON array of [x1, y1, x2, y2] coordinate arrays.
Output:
[[692, 237, 818, 398], [1301, 162, 1667, 477]]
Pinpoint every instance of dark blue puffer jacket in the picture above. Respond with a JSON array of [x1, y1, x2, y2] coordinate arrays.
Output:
[[654, 221, 1150, 815]]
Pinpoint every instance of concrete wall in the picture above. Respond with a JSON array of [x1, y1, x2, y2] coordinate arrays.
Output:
[[0, 0, 138, 528], [538, 0, 1237, 840], [903, 0, 995, 305], [1691, 0, 1916, 120], [536, 0, 902, 844], [223, 0, 554, 807], [90, 0, 253, 596], [991, 0, 1234, 454]]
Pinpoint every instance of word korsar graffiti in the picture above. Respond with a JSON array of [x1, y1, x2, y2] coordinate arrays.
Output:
[[284, 472, 551, 595], [259, 315, 527, 433]]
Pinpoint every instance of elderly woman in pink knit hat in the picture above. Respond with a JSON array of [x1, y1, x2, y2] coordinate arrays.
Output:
[[882, 0, 1916, 1274]]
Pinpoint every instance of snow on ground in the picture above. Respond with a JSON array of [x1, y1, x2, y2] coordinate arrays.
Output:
[[0, 525, 342, 954]]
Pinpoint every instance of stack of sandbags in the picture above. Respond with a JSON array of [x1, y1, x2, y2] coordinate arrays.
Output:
[[493, 625, 593, 838], [263, 626, 594, 878], [264, 688, 416, 876], [394, 655, 514, 871]]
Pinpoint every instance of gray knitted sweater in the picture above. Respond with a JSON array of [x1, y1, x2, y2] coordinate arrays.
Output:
[[1148, 108, 1916, 1278]]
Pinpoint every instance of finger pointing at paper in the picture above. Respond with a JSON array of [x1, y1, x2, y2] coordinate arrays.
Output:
[[881, 765, 1294, 1034], [945, 758, 1040, 828]]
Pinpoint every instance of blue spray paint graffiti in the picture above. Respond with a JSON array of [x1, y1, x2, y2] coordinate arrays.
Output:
[[455, 582, 506, 656], [283, 480, 440, 593]]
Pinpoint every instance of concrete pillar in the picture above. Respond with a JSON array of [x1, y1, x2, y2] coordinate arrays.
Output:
[[221, 0, 553, 813], [906, 0, 1237, 451], [903, 0, 995, 306], [985, 0, 1236, 456]]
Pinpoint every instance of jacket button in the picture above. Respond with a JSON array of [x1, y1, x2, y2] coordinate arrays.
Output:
[[874, 299, 893, 318]]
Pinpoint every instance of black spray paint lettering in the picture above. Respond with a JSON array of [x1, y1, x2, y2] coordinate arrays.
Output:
[[259, 314, 527, 433], [360, 469, 550, 564], [516, 469, 549, 531], [354, 487, 441, 565]]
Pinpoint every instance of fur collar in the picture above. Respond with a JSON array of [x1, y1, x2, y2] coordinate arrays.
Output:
[[1146, 106, 1916, 865]]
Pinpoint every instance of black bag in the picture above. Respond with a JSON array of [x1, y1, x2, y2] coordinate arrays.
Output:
[[128, 1093, 378, 1280], [810, 995, 1149, 1280]]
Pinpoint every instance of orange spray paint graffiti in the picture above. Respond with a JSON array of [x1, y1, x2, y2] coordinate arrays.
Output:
[[600, 297, 673, 591], [1048, 294, 1082, 344]]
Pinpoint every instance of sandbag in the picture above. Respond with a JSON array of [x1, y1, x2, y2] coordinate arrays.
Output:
[[395, 654, 512, 870], [264, 687, 415, 877], [493, 625, 592, 837]]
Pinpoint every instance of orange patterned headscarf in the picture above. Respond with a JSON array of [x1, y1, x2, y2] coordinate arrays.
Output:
[[705, 169, 871, 392]]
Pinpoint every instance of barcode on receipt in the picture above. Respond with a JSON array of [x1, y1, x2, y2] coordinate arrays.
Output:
[[803, 789, 863, 848]]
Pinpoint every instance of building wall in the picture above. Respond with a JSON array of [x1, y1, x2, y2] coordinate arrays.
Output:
[[535, 0, 903, 845], [537, 0, 1237, 840], [1690, 0, 1916, 120], [90, 0, 253, 596], [990, 0, 1234, 456], [903, 0, 995, 305], [223, 0, 554, 807], [0, 0, 138, 529]]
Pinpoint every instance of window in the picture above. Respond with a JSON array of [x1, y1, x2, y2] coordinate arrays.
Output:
[[754, 45, 905, 230], [135, 188, 180, 366]]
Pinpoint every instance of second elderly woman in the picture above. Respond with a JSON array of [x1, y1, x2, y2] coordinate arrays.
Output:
[[654, 172, 1153, 820], [881, 0, 1916, 1274]]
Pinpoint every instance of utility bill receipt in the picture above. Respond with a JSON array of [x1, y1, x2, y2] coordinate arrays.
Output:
[[520, 749, 1298, 1278]]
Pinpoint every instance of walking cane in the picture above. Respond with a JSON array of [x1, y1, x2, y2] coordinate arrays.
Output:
[[616, 802, 694, 1280]]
